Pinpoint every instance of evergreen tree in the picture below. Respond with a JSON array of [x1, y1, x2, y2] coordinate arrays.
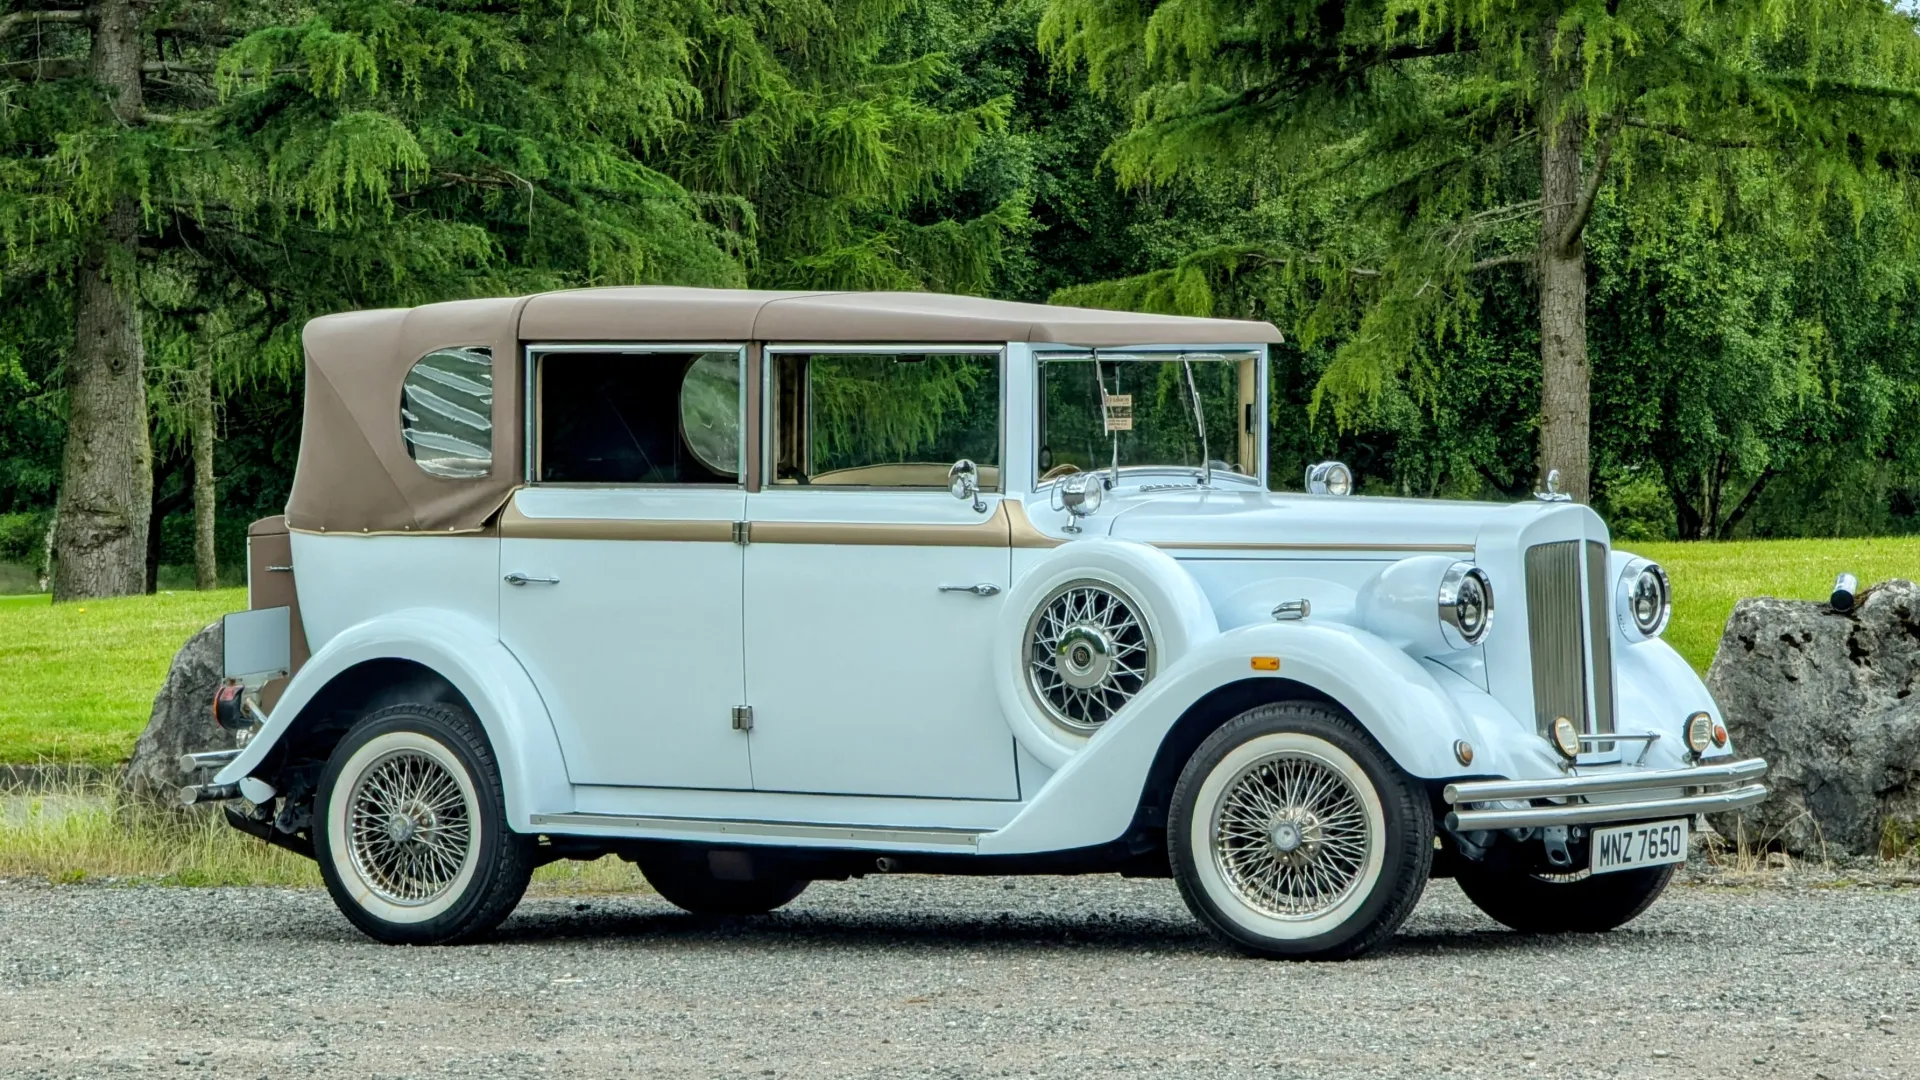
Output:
[[4, 0, 1022, 597], [1040, 0, 1920, 502]]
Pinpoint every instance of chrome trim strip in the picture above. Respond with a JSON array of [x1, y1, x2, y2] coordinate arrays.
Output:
[[1443, 758, 1768, 804], [1146, 540, 1476, 554], [527, 812, 983, 849], [1445, 783, 1769, 831]]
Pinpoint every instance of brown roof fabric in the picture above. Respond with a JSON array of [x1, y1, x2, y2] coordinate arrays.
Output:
[[286, 288, 1281, 534]]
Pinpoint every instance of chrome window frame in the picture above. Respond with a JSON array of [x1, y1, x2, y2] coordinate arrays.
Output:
[[759, 344, 1009, 494], [522, 342, 750, 490], [1030, 343, 1271, 490]]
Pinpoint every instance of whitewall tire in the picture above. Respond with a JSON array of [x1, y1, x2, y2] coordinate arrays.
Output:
[[1168, 702, 1432, 960], [997, 540, 1217, 768], [315, 703, 534, 945]]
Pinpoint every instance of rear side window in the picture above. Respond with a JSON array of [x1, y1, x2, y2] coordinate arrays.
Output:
[[537, 349, 744, 485], [401, 347, 493, 479]]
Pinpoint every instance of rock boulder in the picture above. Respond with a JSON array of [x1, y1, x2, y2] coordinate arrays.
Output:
[[123, 621, 241, 803], [1708, 579, 1920, 857]]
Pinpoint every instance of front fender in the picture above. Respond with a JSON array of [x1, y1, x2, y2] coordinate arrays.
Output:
[[214, 610, 571, 828], [979, 620, 1505, 856]]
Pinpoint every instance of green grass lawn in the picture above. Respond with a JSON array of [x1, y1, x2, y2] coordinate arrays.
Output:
[[1629, 537, 1920, 672], [0, 589, 245, 767], [0, 537, 1914, 766]]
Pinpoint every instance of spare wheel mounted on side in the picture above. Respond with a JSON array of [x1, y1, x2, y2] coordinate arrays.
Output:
[[996, 540, 1217, 768]]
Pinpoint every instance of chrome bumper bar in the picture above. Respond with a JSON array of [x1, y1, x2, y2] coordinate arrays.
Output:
[[1444, 758, 1769, 832]]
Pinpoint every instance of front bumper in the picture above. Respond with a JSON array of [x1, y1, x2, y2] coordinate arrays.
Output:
[[1442, 758, 1769, 831]]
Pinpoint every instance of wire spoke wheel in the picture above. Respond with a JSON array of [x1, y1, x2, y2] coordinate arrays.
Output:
[[345, 747, 479, 907], [1209, 751, 1374, 920], [1025, 580, 1154, 732]]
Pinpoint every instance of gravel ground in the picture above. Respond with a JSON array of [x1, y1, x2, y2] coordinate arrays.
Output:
[[1, 875, 1917, 1080]]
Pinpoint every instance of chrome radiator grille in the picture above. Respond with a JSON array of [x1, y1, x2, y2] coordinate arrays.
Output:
[[1523, 540, 1616, 739]]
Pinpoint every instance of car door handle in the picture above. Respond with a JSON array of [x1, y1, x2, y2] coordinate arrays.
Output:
[[939, 583, 1001, 597], [504, 573, 561, 587]]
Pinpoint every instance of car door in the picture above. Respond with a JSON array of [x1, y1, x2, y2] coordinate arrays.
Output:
[[498, 345, 753, 790], [741, 347, 1018, 800]]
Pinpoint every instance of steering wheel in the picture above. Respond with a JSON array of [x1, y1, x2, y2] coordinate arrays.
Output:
[[1040, 463, 1083, 483]]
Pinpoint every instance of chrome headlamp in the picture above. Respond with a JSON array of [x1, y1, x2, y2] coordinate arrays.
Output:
[[1305, 460, 1353, 496], [1616, 558, 1671, 639], [1438, 562, 1494, 649]]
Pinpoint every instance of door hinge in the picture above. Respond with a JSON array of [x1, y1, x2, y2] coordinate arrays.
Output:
[[731, 705, 754, 731], [732, 521, 751, 545]]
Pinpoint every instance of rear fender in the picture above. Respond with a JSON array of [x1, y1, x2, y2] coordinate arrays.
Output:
[[214, 610, 571, 828], [980, 620, 1503, 856]]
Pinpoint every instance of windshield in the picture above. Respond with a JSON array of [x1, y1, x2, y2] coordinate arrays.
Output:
[[1037, 351, 1259, 483]]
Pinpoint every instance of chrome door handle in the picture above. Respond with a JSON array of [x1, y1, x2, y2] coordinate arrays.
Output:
[[505, 573, 561, 587], [939, 583, 1001, 597]]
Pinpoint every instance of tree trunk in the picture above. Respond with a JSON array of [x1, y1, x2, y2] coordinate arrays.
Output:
[[189, 354, 217, 588], [1535, 25, 1591, 504], [51, 0, 150, 602]]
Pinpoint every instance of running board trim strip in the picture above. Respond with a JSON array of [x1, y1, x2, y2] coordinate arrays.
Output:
[[527, 812, 983, 849]]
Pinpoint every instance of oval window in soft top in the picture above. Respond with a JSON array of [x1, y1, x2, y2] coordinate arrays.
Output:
[[401, 346, 493, 479]]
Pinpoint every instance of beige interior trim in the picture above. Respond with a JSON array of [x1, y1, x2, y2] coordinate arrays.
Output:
[[1006, 500, 1065, 549], [750, 502, 1013, 547], [499, 501, 735, 542]]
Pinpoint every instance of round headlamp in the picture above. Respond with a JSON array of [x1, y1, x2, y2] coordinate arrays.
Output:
[[1438, 563, 1495, 649], [1617, 558, 1671, 639], [1685, 711, 1715, 757], [1551, 716, 1581, 759], [1060, 472, 1103, 518], [1305, 460, 1354, 496]]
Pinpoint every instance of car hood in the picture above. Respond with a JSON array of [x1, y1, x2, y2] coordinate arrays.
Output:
[[1097, 487, 1600, 552]]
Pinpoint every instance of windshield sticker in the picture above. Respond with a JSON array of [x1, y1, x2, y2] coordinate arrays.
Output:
[[1103, 394, 1134, 433]]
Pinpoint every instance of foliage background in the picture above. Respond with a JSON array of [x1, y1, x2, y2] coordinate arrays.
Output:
[[5, 0, 1920, 583]]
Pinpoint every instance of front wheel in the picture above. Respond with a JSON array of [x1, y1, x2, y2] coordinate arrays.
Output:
[[314, 703, 534, 945], [1167, 702, 1433, 960], [1454, 861, 1674, 933]]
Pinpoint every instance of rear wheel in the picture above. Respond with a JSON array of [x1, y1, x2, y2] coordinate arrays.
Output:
[[1454, 861, 1674, 933], [638, 853, 809, 915], [1167, 702, 1432, 960], [314, 703, 534, 945]]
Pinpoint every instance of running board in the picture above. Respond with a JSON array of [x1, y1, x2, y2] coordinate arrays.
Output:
[[527, 812, 983, 850]]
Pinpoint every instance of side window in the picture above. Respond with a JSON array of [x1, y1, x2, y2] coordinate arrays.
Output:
[[401, 347, 493, 479], [537, 349, 743, 484], [770, 351, 1001, 490]]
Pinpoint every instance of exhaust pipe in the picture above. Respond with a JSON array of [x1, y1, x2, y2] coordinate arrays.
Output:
[[177, 749, 243, 774], [179, 782, 240, 806]]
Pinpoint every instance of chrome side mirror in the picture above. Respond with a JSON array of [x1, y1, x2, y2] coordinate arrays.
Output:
[[948, 459, 987, 513]]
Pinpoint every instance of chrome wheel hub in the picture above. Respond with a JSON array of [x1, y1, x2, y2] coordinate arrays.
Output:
[[1212, 752, 1372, 920], [346, 749, 475, 907], [1025, 581, 1154, 733], [1055, 625, 1115, 689]]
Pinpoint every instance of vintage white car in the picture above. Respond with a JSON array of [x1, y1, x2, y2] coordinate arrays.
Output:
[[190, 288, 1768, 960]]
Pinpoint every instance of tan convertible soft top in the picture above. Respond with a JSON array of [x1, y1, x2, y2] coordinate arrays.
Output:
[[284, 288, 1283, 535]]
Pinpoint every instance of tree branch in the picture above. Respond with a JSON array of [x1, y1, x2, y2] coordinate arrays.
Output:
[[1715, 467, 1778, 540], [1468, 250, 1534, 273], [1555, 113, 1621, 254], [1623, 116, 1758, 150], [0, 8, 92, 40], [0, 56, 83, 80]]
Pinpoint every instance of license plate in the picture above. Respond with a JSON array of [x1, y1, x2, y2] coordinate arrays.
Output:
[[1589, 818, 1689, 875]]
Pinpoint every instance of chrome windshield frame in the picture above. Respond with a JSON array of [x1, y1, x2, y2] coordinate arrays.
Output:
[[1031, 343, 1270, 490]]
